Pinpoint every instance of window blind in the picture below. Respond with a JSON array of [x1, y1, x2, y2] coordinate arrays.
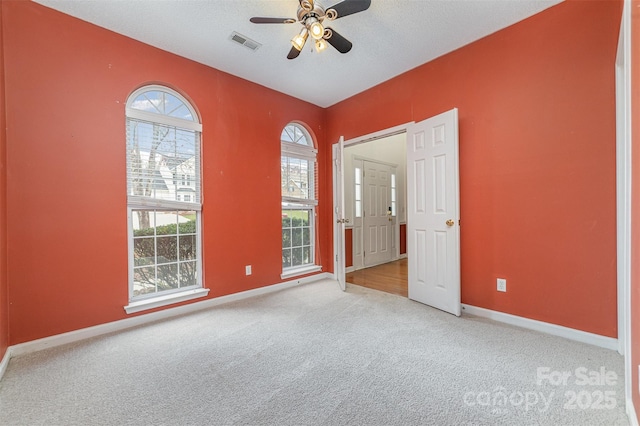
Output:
[[126, 118, 201, 207]]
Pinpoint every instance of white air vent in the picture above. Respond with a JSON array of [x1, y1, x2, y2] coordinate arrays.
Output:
[[230, 32, 262, 51]]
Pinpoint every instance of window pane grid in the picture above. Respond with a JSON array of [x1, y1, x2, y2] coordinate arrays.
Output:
[[132, 209, 198, 298], [281, 208, 313, 269], [281, 124, 310, 146], [130, 90, 196, 122]]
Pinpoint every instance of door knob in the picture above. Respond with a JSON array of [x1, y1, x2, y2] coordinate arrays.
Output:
[[446, 219, 455, 227]]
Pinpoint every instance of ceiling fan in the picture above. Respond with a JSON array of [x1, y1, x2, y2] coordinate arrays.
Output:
[[250, 0, 371, 59]]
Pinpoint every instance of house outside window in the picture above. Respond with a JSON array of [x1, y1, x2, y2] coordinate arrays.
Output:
[[125, 85, 206, 311], [281, 123, 319, 277]]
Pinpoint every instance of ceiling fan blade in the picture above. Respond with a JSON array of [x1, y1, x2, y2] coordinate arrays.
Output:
[[326, 0, 371, 19], [287, 46, 302, 60], [250, 17, 296, 24], [325, 28, 352, 54]]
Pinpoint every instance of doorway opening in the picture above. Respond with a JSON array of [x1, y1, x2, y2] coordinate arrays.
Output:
[[333, 108, 460, 316], [342, 132, 408, 297]]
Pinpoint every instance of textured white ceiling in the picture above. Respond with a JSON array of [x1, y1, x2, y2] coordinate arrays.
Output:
[[34, 0, 562, 107]]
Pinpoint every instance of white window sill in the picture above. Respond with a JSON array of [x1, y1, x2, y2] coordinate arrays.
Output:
[[281, 265, 322, 280], [124, 288, 210, 314]]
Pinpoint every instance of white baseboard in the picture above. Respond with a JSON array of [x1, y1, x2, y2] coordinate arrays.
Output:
[[9, 272, 332, 359], [350, 257, 406, 273], [461, 304, 618, 351], [0, 347, 10, 382], [628, 398, 639, 426]]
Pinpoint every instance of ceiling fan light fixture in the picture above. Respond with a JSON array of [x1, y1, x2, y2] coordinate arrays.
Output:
[[315, 39, 327, 52], [291, 27, 308, 51], [307, 18, 324, 40]]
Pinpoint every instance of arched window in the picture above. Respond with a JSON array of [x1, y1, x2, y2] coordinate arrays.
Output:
[[125, 85, 206, 311], [281, 123, 319, 276]]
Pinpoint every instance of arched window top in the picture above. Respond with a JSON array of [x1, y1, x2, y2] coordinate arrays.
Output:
[[281, 122, 317, 160], [281, 123, 314, 147], [126, 85, 201, 132]]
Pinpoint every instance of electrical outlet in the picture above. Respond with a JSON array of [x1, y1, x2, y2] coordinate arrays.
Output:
[[497, 278, 507, 292], [245, 265, 252, 275]]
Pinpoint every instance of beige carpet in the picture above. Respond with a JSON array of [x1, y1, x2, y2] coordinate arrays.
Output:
[[0, 279, 630, 425]]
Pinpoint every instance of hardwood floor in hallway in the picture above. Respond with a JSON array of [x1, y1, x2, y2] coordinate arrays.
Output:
[[346, 258, 408, 297]]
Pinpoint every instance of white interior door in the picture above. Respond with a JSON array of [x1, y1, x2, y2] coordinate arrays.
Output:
[[407, 108, 460, 316], [333, 137, 346, 291], [363, 161, 393, 267]]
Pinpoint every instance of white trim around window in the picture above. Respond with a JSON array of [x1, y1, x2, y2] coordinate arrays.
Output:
[[125, 85, 204, 311], [124, 287, 210, 314], [281, 122, 319, 276]]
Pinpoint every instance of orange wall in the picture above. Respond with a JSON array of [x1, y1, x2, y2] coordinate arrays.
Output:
[[631, 0, 640, 420], [345, 229, 353, 268], [0, 0, 627, 348], [399, 224, 406, 255], [325, 0, 621, 337], [2, 1, 327, 344], [0, 0, 8, 360]]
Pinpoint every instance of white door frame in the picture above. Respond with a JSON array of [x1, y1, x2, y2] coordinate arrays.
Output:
[[615, 0, 632, 416], [332, 137, 346, 290], [332, 122, 413, 284]]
